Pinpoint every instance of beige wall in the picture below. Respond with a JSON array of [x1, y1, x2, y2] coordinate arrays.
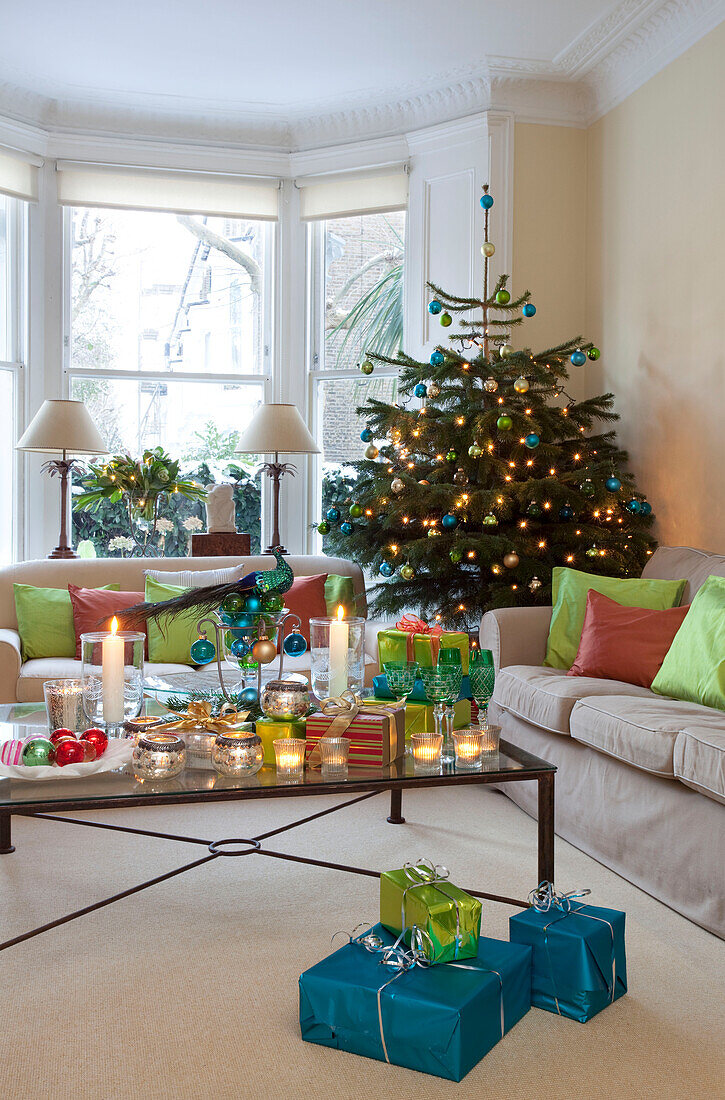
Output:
[[586, 23, 725, 551]]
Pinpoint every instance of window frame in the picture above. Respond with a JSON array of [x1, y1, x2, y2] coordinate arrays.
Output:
[[0, 195, 27, 563]]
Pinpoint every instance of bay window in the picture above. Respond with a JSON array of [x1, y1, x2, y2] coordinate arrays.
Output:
[[0, 191, 27, 563]]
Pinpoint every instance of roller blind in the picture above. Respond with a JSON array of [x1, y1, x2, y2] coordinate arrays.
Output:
[[56, 162, 280, 220], [298, 168, 408, 221], [0, 149, 39, 202]]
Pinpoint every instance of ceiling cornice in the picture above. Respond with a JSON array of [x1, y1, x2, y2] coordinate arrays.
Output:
[[0, 0, 721, 156]]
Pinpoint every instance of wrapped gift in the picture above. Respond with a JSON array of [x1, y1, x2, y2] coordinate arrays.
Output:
[[305, 693, 404, 767], [404, 698, 471, 736], [255, 716, 306, 766], [380, 860, 482, 963], [299, 923, 531, 1081], [377, 616, 470, 674], [372, 673, 472, 703], [509, 883, 627, 1022]]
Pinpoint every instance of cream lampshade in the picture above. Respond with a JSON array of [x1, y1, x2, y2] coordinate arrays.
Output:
[[236, 403, 320, 554], [17, 399, 107, 559]]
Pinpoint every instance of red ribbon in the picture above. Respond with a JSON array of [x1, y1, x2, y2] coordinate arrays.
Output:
[[395, 615, 444, 662]]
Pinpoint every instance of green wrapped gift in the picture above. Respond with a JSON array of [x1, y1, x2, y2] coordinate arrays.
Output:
[[404, 698, 471, 737], [380, 860, 482, 964], [255, 716, 306, 765], [377, 625, 470, 674]]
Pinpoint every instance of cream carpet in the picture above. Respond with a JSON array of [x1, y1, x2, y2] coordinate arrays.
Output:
[[1, 786, 723, 1100]]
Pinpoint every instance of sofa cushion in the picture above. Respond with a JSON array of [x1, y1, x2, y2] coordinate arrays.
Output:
[[493, 665, 652, 736], [674, 727, 725, 806], [145, 565, 246, 588], [570, 695, 725, 777], [642, 545, 725, 603]]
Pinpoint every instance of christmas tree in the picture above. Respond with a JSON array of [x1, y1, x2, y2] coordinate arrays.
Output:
[[318, 185, 656, 628]]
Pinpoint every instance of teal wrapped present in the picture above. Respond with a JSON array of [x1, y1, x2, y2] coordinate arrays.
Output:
[[509, 883, 627, 1022], [299, 923, 532, 1081], [373, 673, 473, 702]]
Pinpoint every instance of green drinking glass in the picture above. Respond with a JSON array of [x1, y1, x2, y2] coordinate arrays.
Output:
[[469, 662, 496, 727], [383, 662, 420, 703], [418, 664, 463, 765], [437, 647, 462, 666]]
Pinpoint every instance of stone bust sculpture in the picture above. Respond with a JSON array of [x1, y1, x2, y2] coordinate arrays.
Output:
[[205, 483, 237, 533]]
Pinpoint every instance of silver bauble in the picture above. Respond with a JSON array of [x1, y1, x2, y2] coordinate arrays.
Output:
[[427, 382, 441, 398], [484, 377, 499, 393], [453, 468, 469, 485], [391, 477, 405, 494], [499, 344, 514, 359], [513, 376, 530, 394]]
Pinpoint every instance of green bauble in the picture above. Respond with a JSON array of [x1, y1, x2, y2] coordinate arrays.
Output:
[[449, 548, 462, 563], [587, 347, 601, 361], [427, 528, 441, 538], [497, 415, 513, 431], [360, 360, 374, 375], [440, 313, 452, 327], [445, 449, 458, 463], [317, 520, 330, 535], [527, 502, 543, 518], [349, 503, 363, 519], [400, 564, 415, 580], [580, 478, 596, 498], [495, 289, 511, 305], [22, 737, 55, 766], [586, 546, 599, 558], [483, 513, 498, 526], [262, 593, 285, 612], [220, 592, 245, 615], [468, 444, 482, 458]]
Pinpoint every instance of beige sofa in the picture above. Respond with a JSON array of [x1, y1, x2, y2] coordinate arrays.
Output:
[[482, 545, 725, 938], [0, 554, 383, 703]]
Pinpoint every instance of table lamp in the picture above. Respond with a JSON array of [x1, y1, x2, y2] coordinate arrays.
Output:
[[236, 403, 319, 554], [16, 399, 107, 558]]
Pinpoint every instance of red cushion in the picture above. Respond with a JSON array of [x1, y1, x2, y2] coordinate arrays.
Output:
[[68, 584, 147, 660], [567, 589, 690, 688], [282, 573, 328, 646]]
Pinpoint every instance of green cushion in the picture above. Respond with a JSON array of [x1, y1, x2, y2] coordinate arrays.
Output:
[[14, 582, 119, 661], [145, 576, 204, 665], [324, 574, 358, 617], [651, 576, 725, 710], [544, 567, 686, 670]]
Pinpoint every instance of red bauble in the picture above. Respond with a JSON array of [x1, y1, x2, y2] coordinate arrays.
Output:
[[50, 728, 76, 745], [82, 728, 108, 756], [77, 739, 97, 763], [55, 739, 85, 767]]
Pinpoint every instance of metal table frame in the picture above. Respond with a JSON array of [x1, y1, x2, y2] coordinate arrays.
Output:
[[0, 740, 555, 953]]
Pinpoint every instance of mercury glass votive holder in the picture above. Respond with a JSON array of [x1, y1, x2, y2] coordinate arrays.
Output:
[[318, 735, 350, 776], [273, 737, 306, 779], [411, 731, 443, 773], [261, 678, 310, 720], [453, 729, 485, 770], [212, 732, 264, 777], [132, 733, 186, 780], [122, 715, 166, 742], [43, 679, 85, 734]]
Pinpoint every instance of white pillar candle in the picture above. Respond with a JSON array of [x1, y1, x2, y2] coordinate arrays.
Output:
[[328, 605, 349, 698], [102, 617, 125, 726]]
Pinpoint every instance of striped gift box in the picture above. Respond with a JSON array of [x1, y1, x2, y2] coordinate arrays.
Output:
[[305, 706, 405, 767]]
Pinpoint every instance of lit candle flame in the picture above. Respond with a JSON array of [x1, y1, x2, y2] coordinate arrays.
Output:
[[336, 604, 345, 622], [111, 616, 119, 635]]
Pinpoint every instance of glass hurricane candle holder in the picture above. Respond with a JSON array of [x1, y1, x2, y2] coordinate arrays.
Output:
[[318, 735, 350, 776], [480, 723, 502, 756], [453, 729, 485, 770], [212, 732, 264, 777], [418, 665, 463, 765], [43, 679, 85, 734], [411, 731, 443, 773], [309, 615, 365, 700], [261, 678, 310, 720], [80, 630, 145, 736], [132, 733, 186, 780], [273, 737, 306, 780]]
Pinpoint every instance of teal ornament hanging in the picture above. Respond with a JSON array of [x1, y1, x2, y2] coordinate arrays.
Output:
[[379, 561, 395, 577], [430, 351, 444, 367], [190, 637, 216, 664], [559, 505, 574, 521], [428, 300, 443, 315], [524, 433, 540, 449], [480, 193, 494, 210], [283, 630, 307, 657], [230, 638, 249, 659], [625, 499, 642, 514], [441, 513, 458, 530], [414, 382, 427, 398], [571, 350, 587, 366], [640, 501, 652, 516], [605, 476, 622, 492], [522, 303, 536, 317], [340, 522, 353, 535], [360, 427, 373, 442], [326, 507, 341, 522]]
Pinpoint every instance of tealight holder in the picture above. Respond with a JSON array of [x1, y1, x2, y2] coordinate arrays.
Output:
[[132, 733, 186, 780], [411, 732, 443, 773], [43, 678, 85, 734], [318, 735, 350, 776], [453, 729, 485, 770], [211, 731, 264, 777], [261, 678, 310, 720], [122, 716, 166, 742], [273, 737, 306, 780], [480, 723, 502, 756]]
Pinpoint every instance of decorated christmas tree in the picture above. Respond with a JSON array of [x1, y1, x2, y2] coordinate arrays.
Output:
[[318, 185, 656, 628]]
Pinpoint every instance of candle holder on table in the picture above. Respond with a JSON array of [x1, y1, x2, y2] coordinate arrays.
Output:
[[469, 650, 496, 727], [43, 678, 85, 734], [261, 679, 310, 720], [411, 731, 443, 773], [418, 664, 463, 766], [211, 731, 264, 777], [132, 733, 186, 780], [273, 737, 306, 780], [80, 629, 145, 738], [452, 729, 485, 770], [480, 723, 501, 757], [309, 614, 365, 701], [318, 735, 350, 777]]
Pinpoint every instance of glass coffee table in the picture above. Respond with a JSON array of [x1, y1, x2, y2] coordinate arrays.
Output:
[[0, 703, 556, 953]]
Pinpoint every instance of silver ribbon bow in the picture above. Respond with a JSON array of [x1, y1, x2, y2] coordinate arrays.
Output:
[[401, 859, 463, 959], [528, 880, 591, 913]]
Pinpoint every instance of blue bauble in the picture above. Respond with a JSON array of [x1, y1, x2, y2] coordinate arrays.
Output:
[[571, 350, 587, 366], [190, 637, 216, 664], [414, 382, 427, 398], [239, 687, 259, 707], [480, 194, 494, 209], [640, 501, 652, 516], [626, 499, 642, 514], [522, 303, 537, 317], [559, 505, 574, 521], [360, 427, 373, 442], [326, 507, 341, 523], [230, 638, 250, 658], [428, 300, 443, 315], [379, 561, 395, 577], [283, 631, 308, 657], [340, 521, 353, 535], [441, 513, 458, 530], [524, 433, 540, 449], [430, 351, 444, 367], [605, 476, 622, 492], [243, 594, 263, 613]]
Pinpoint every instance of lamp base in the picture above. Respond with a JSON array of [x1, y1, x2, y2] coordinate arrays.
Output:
[[265, 543, 288, 555], [48, 547, 79, 559]]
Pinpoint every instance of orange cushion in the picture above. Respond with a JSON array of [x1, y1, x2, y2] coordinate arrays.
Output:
[[68, 584, 147, 659], [568, 589, 690, 688], [283, 573, 328, 646]]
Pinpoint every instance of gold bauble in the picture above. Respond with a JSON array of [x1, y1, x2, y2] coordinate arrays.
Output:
[[481, 241, 495, 257], [427, 382, 441, 398], [513, 376, 530, 394], [484, 377, 499, 393], [251, 636, 277, 664], [499, 344, 514, 358], [364, 443, 379, 460], [503, 552, 520, 569], [391, 477, 405, 494]]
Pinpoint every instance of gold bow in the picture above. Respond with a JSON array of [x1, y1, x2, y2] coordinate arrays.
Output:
[[307, 691, 402, 767], [160, 699, 250, 736]]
